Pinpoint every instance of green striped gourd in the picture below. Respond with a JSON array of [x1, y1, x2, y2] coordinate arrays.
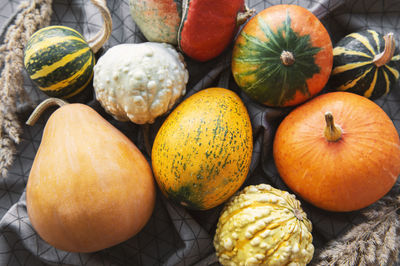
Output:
[[331, 30, 400, 99], [24, 26, 95, 99]]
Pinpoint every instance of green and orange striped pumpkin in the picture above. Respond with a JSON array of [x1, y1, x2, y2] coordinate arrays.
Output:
[[232, 5, 333, 107], [24, 26, 95, 99], [331, 30, 400, 99]]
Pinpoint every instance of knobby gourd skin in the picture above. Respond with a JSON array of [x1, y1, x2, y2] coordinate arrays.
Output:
[[93, 42, 188, 124], [232, 4, 333, 107], [24, 26, 95, 99], [151, 88, 253, 210], [331, 30, 400, 99], [27, 104, 156, 253], [214, 184, 314, 266], [129, 0, 181, 45], [273, 91, 400, 212]]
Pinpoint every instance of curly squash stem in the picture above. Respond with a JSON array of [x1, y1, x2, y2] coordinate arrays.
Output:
[[26, 98, 68, 126], [373, 32, 395, 67], [324, 112, 342, 142], [87, 0, 112, 53]]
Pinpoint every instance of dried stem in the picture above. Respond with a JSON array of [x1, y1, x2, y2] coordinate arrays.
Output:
[[236, 5, 256, 26], [373, 33, 396, 67], [324, 112, 342, 142], [87, 0, 112, 53], [281, 50, 295, 66], [26, 98, 68, 126]]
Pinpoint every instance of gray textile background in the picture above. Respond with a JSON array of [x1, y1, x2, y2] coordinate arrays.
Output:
[[0, 0, 400, 265]]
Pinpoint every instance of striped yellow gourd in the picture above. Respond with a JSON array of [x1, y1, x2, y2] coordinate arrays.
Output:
[[331, 30, 400, 99], [24, 26, 95, 99]]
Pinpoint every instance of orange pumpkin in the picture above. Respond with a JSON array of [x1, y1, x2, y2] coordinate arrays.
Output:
[[26, 99, 156, 252], [273, 92, 400, 212]]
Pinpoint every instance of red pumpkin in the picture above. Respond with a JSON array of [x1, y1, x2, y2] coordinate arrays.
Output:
[[273, 92, 400, 212], [178, 0, 252, 61]]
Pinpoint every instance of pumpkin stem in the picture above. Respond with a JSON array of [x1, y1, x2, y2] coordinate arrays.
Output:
[[324, 112, 342, 142], [87, 0, 112, 54], [236, 5, 256, 26], [373, 32, 396, 67], [26, 98, 68, 126], [281, 51, 295, 66]]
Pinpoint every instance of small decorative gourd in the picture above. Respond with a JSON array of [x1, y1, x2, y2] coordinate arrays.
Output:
[[331, 30, 400, 99], [23, 0, 112, 98], [24, 26, 95, 98], [129, 0, 254, 62], [177, 0, 254, 61], [214, 184, 314, 266], [93, 42, 188, 124], [232, 4, 333, 107]]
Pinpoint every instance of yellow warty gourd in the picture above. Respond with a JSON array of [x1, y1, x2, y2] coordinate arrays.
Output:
[[214, 184, 314, 266]]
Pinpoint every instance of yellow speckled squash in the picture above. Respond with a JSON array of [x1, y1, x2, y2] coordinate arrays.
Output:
[[214, 184, 314, 266], [151, 87, 253, 210]]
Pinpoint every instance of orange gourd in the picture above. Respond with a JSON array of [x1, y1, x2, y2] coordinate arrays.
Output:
[[273, 92, 400, 212], [26, 99, 156, 252]]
